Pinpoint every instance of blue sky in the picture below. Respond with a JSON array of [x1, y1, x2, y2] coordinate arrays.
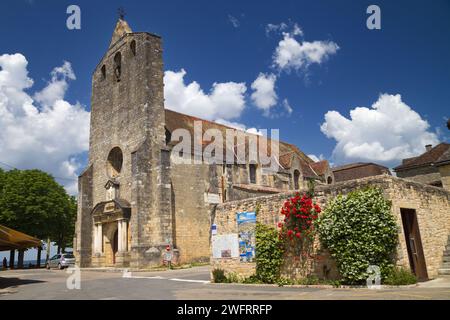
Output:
[[0, 0, 449, 197]]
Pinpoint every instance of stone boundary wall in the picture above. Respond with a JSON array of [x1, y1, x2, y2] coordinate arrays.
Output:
[[211, 175, 450, 280]]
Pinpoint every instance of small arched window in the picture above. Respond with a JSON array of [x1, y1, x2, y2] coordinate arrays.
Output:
[[113, 52, 122, 82], [101, 65, 106, 80], [327, 176, 333, 185], [165, 127, 172, 145], [107, 147, 123, 178], [130, 40, 136, 56], [249, 164, 257, 184], [294, 170, 300, 190]]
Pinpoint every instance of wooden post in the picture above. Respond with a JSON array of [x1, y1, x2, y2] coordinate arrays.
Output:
[[9, 249, 15, 269], [17, 249, 24, 269], [36, 246, 42, 268], [45, 237, 51, 263]]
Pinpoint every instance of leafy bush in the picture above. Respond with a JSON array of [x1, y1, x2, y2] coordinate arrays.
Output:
[[239, 274, 262, 284], [255, 223, 285, 283], [383, 267, 417, 285], [318, 187, 399, 284], [226, 272, 241, 283], [212, 268, 228, 283]]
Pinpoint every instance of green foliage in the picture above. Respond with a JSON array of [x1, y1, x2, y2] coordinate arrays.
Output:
[[242, 274, 263, 284], [318, 187, 399, 284], [383, 267, 417, 285], [212, 268, 228, 283], [0, 169, 76, 250], [255, 223, 284, 284], [306, 179, 316, 197], [226, 272, 241, 283]]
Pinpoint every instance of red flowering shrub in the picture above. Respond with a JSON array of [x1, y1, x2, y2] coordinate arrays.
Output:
[[278, 192, 321, 246]]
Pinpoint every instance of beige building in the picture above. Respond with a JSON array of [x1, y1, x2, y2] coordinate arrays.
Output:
[[394, 143, 450, 190], [332, 162, 391, 183], [212, 175, 450, 280], [74, 18, 333, 269]]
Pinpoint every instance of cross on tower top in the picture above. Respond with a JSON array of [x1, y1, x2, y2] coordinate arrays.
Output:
[[118, 7, 126, 20]]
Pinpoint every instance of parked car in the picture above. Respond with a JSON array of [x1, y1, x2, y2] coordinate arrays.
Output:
[[46, 253, 75, 270]]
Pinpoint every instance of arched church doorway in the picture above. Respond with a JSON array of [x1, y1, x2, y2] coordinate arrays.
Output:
[[92, 199, 131, 267]]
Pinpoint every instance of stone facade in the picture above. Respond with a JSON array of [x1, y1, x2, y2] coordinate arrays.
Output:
[[75, 19, 173, 269], [395, 143, 450, 190], [332, 162, 391, 183], [439, 163, 450, 191], [211, 175, 450, 280], [396, 165, 442, 186], [74, 19, 330, 268]]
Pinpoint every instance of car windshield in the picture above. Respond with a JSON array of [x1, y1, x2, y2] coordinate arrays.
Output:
[[63, 254, 75, 259]]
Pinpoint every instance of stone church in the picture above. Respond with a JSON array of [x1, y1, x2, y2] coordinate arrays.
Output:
[[74, 18, 334, 268]]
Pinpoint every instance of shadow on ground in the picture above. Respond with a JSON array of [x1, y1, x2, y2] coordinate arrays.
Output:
[[0, 277, 45, 289]]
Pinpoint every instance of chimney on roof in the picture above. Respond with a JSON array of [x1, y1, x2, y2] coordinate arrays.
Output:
[[425, 144, 432, 152]]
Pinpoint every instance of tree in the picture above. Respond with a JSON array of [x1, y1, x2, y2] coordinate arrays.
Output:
[[52, 195, 77, 253], [0, 169, 77, 255]]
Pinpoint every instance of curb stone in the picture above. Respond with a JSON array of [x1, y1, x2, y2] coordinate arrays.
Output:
[[209, 282, 419, 289]]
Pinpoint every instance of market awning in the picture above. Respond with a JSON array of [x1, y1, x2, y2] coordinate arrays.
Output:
[[0, 225, 41, 251]]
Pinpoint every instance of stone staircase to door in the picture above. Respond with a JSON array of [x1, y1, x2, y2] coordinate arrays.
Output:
[[438, 235, 450, 276]]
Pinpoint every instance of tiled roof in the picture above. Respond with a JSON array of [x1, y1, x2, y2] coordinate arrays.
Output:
[[332, 162, 369, 172], [164, 109, 319, 178], [332, 162, 391, 183], [436, 147, 450, 166], [310, 160, 329, 176], [300, 161, 318, 179], [394, 143, 450, 171]]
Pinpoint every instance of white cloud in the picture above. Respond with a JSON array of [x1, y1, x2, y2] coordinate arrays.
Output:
[[34, 61, 75, 107], [292, 24, 303, 36], [307, 154, 325, 162], [266, 22, 303, 36], [164, 69, 247, 121], [228, 15, 240, 28], [0, 53, 90, 194], [282, 98, 293, 115], [266, 22, 288, 35], [273, 29, 339, 72], [214, 118, 263, 136], [320, 94, 440, 166], [250, 73, 278, 115]]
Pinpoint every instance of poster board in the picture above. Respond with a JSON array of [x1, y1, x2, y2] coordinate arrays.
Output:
[[212, 234, 239, 259], [237, 211, 256, 262]]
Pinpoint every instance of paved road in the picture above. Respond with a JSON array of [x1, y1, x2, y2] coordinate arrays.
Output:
[[1, 266, 450, 300]]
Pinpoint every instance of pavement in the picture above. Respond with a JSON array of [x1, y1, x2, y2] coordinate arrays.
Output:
[[1, 266, 450, 300]]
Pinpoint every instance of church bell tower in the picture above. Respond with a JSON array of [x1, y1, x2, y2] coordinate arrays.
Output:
[[75, 16, 173, 269]]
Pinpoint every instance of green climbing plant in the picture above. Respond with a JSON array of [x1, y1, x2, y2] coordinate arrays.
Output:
[[318, 187, 399, 284], [255, 223, 284, 284]]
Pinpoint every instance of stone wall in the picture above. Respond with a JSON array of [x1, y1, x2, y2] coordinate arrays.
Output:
[[438, 163, 450, 191], [211, 175, 450, 280], [170, 161, 218, 263], [74, 165, 93, 267], [396, 165, 441, 185]]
